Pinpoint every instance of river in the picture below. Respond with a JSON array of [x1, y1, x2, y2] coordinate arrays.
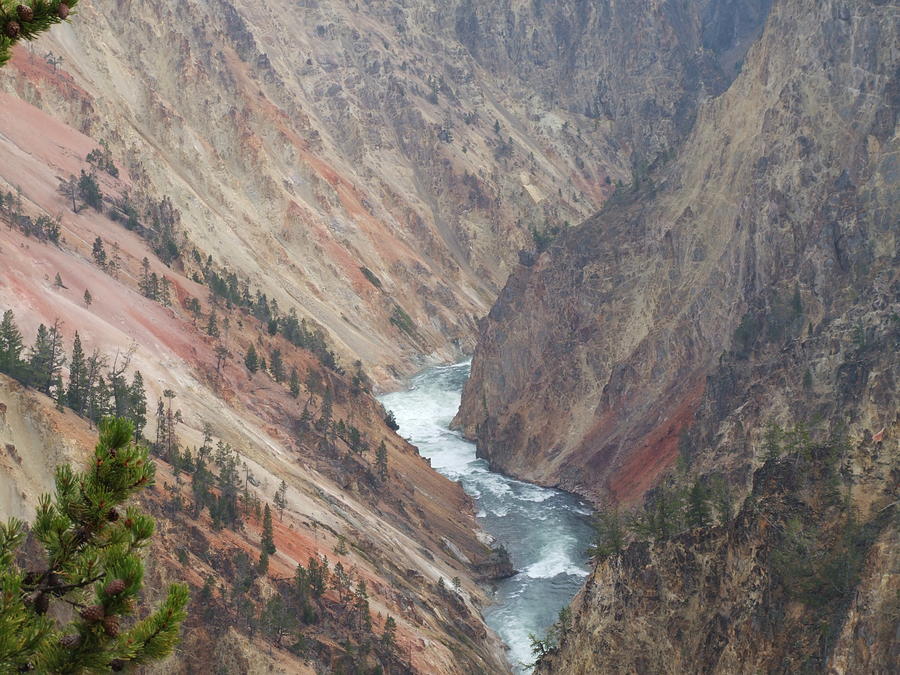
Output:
[[379, 362, 594, 673]]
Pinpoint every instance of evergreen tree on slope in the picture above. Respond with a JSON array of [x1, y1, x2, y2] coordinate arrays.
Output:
[[0, 417, 188, 672]]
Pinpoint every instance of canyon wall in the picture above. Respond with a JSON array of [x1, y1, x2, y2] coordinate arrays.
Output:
[[460, 0, 898, 670], [0, 0, 774, 383], [0, 0, 612, 382], [449, 0, 772, 162], [0, 0, 894, 672], [457, 0, 897, 503], [0, 62, 515, 675]]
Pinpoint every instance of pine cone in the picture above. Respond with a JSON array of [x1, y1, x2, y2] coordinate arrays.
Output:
[[57, 3, 69, 20], [109, 659, 125, 672], [72, 526, 90, 545], [107, 508, 120, 522], [4, 21, 21, 39], [58, 634, 81, 648], [80, 605, 105, 622], [105, 579, 127, 595], [32, 593, 49, 615], [102, 616, 120, 637], [16, 5, 33, 22]]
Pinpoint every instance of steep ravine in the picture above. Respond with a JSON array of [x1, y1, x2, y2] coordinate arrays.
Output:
[[0, 0, 773, 383], [0, 0, 894, 672], [0, 117, 513, 671]]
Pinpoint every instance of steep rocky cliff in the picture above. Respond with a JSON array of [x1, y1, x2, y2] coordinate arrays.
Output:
[[457, 0, 898, 502], [0, 95, 513, 673], [450, 0, 772, 162], [536, 439, 898, 674], [0, 0, 613, 382], [459, 0, 898, 670], [1, 0, 895, 671], [0, 0, 776, 383], [0, 3, 755, 669]]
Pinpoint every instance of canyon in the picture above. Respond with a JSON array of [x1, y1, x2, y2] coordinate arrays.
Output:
[[0, 0, 896, 673], [458, 0, 897, 505]]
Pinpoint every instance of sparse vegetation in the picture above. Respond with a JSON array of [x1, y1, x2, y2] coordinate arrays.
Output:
[[78, 170, 103, 211], [0, 310, 147, 430], [360, 266, 382, 289], [530, 224, 560, 253], [389, 305, 416, 338], [528, 606, 573, 665], [86, 141, 119, 178], [0, 190, 61, 241], [376, 441, 389, 482]]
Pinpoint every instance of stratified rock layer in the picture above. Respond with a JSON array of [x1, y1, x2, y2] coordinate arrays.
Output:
[[0, 0, 773, 382]]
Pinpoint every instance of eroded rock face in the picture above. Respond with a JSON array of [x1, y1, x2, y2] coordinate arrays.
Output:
[[450, 0, 772, 161], [457, 0, 898, 504], [0, 1, 573, 380], [460, 0, 897, 670], [536, 441, 899, 674], [0, 1, 774, 384]]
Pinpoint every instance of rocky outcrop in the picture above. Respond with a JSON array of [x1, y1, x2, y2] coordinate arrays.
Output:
[[473, 544, 516, 581], [536, 441, 898, 674], [457, 0, 898, 503]]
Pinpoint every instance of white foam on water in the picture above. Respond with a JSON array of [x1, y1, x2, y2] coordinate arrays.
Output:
[[514, 484, 556, 503], [479, 474, 514, 498], [497, 622, 540, 673], [523, 545, 590, 579]]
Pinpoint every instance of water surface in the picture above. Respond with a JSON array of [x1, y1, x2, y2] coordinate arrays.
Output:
[[380, 362, 593, 672]]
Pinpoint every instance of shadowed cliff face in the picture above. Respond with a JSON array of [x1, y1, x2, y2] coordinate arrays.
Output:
[[451, 0, 772, 162], [457, 0, 898, 504], [536, 437, 899, 674]]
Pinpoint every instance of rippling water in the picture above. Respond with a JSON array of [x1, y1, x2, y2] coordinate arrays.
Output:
[[379, 362, 593, 673]]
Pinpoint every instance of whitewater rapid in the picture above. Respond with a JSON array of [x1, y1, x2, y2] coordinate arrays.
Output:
[[379, 362, 593, 673]]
